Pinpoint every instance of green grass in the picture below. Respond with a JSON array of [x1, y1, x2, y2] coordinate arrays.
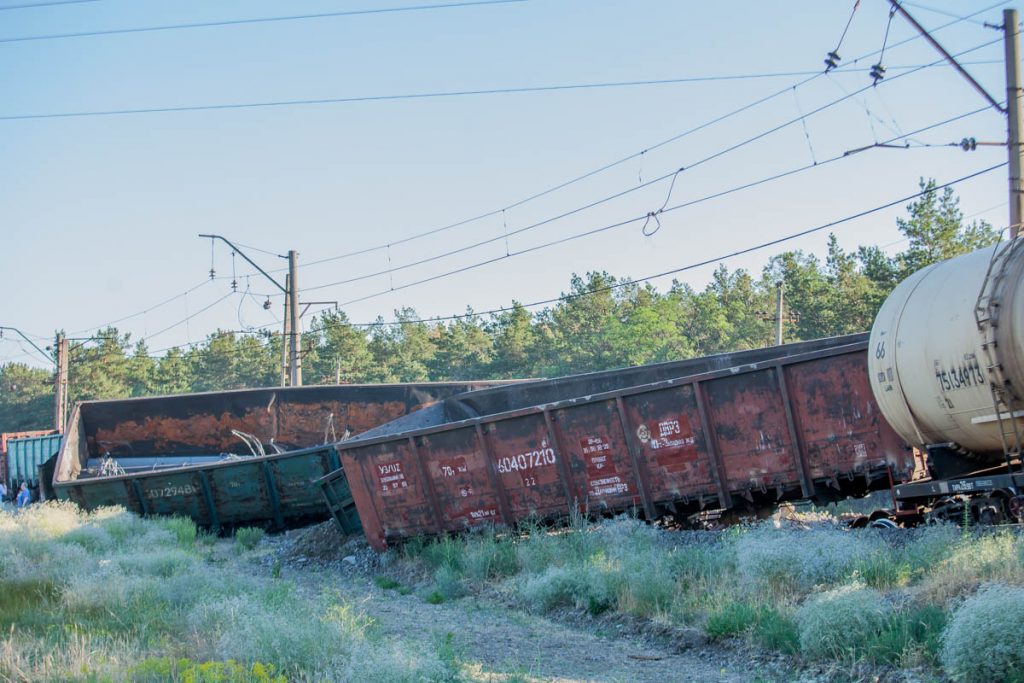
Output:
[[705, 600, 799, 654], [158, 515, 198, 547], [233, 526, 265, 551], [854, 553, 913, 589], [752, 608, 800, 654], [374, 576, 402, 590], [131, 658, 287, 683], [388, 513, 1023, 680], [0, 502, 457, 682], [867, 605, 947, 667], [12, 502, 1014, 680], [706, 601, 760, 639]]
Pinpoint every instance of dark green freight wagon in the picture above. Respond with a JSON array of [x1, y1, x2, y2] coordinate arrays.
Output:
[[52, 382, 507, 531]]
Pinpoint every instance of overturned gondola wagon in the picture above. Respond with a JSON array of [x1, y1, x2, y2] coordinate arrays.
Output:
[[319, 334, 915, 550], [52, 382, 508, 531]]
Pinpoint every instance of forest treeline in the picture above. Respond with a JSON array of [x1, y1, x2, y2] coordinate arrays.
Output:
[[0, 182, 1001, 432]]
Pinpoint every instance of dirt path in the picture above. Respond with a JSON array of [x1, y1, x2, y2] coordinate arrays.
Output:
[[355, 586, 746, 682], [278, 564, 758, 683]]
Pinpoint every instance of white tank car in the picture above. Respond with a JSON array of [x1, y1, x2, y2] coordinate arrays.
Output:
[[868, 239, 1024, 461]]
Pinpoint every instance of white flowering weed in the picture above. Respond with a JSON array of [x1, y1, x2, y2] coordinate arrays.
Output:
[[795, 583, 891, 659], [941, 583, 1024, 683], [736, 525, 884, 593]]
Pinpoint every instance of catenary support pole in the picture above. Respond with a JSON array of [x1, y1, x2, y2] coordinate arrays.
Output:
[[281, 274, 290, 387], [774, 281, 785, 346], [54, 333, 68, 432], [288, 251, 302, 386], [1005, 9, 1023, 238]]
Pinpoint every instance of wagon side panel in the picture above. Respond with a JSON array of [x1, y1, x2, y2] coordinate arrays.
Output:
[[704, 368, 800, 493]]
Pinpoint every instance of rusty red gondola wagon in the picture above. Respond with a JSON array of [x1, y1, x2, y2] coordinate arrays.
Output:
[[319, 334, 913, 550]]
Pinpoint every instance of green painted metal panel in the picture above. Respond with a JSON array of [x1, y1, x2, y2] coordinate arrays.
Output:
[[6, 434, 62, 487], [55, 444, 362, 533], [322, 469, 361, 535]]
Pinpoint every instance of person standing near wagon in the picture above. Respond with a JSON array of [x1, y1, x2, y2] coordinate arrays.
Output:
[[16, 482, 30, 508]]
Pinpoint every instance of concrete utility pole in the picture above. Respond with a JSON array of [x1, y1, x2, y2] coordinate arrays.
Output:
[[287, 250, 302, 387], [281, 275, 291, 386], [1005, 9, 1024, 238], [54, 334, 69, 432], [199, 235, 303, 388], [774, 282, 785, 346]]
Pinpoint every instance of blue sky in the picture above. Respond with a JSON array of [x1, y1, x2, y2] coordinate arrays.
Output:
[[0, 0, 1014, 366]]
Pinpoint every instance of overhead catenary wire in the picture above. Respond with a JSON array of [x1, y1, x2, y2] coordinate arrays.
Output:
[[318, 104, 998, 308], [0, 62, 1001, 124], [49, 58, 1003, 351], [145, 162, 1006, 344], [338, 163, 1006, 324], [142, 290, 238, 343], [0, 0, 97, 9], [225, 103, 998, 328], [69, 279, 212, 335], [243, 7, 1007, 277], [901, 1, 992, 27], [0, 0, 527, 43], [18, 2, 1007, 350], [335, 154, 1002, 310], [301, 42, 999, 295]]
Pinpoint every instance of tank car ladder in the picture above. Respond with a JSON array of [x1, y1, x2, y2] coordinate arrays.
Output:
[[990, 387, 1022, 493], [972, 238, 1014, 342], [974, 237, 1023, 493]]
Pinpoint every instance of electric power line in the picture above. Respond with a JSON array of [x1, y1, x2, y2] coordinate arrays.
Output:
[[69, 278, 212, 335], [300, 43, 999, 295], [339, 163, 1006, 326], [142, 290, 238, 342], [144, 98, 994, 346], [2, 62, 999, 123], [148, 161, 1006, 342], [901, 1, 993, 27], [52, 56, 1004, 350], [0, 0, 97, 9], [243, 4, 1009, 278], [0, 0, 527, 43], [20, 4, 1007, 353]]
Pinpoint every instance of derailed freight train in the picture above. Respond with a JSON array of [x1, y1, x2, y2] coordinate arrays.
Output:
[[313, 240, 1024, 547], [51, 381, 510, 530], [49, 241, 1024, 541], [319, 335, 915, 550]]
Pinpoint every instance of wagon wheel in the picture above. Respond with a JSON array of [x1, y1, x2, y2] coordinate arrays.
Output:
[[869, 517, 898, 530], [1009, 495, 1024, 522], [978, 506, 999, 526]]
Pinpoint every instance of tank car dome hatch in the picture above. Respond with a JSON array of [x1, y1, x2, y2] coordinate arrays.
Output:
[[868, 239, 1024, 462]]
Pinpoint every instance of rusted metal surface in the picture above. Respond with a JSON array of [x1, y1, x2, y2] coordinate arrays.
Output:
[[319, 337, 912, 550], [78, 384, 495, 457], [52, 382, 506, 530]]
